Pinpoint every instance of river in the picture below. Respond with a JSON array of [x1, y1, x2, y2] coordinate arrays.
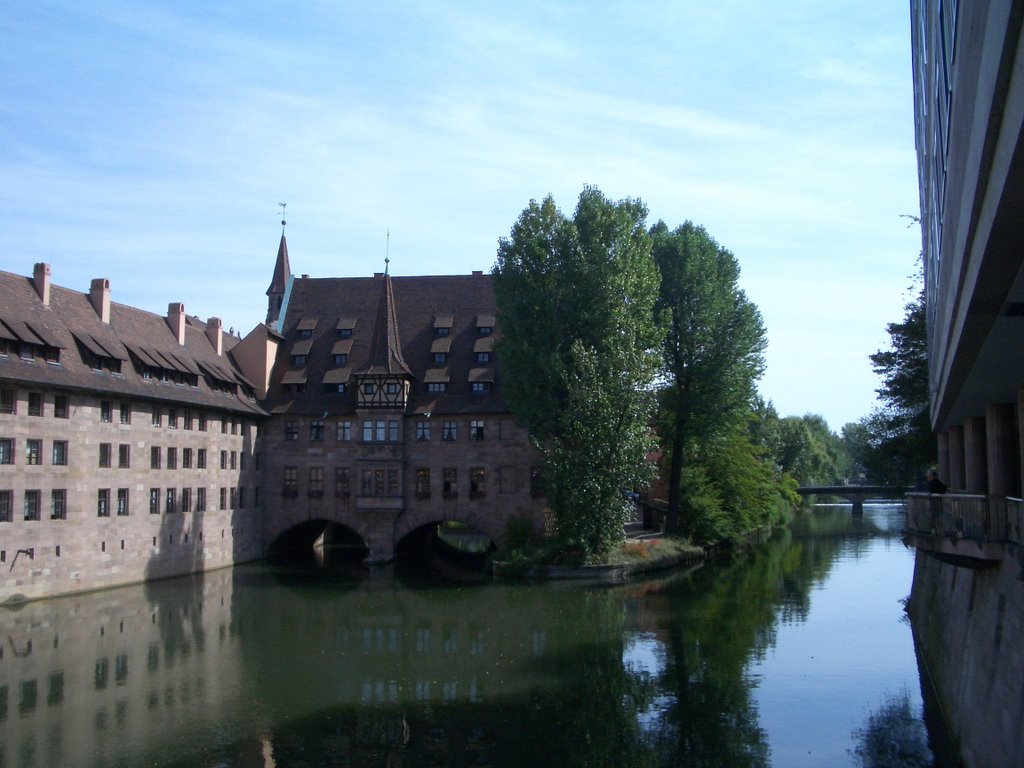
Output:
[[0, 503, 948, 767]]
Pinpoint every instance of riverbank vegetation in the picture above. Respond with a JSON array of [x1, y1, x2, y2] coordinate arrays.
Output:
[[494, 187, 804, 563]]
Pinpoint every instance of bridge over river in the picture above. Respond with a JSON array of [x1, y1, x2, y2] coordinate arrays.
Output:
[[796, 486, 909, 515]]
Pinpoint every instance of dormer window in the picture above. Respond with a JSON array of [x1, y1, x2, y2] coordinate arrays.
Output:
[[296, 317, 319, 338], [433, 352, 448, 364], [478, 325, 493, 336], [434, 315, 453, 337], [476, 351, 491, 363], [476, 314, 495, 337], [336, 318, 357, 338], [334, 353, 348, 365], [291, 354, 307, 366], [363, 382, 376, 396]]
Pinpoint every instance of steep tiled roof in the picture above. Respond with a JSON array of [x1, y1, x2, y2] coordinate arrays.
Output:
[[265, 271, 504, 415], [0, 268, 265, 415], [360, 273, 413, 377]]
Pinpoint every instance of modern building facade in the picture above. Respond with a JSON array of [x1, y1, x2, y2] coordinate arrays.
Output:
[[907, 3, 1024, 766], [1, 234, 546, 602]]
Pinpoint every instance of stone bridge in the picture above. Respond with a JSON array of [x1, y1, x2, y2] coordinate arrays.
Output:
[[261, 497, 513, 562]]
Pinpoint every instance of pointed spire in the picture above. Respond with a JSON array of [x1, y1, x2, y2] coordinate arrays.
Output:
[[265, 210, 292, 327], [361, 272, 413, 376]]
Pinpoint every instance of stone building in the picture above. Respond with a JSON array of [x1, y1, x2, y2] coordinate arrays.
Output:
[[0, 233, 546, 601], [0, 264, 265, 602], [256, 232, 545, 561]]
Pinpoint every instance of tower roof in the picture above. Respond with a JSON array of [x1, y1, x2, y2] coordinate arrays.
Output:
[[266, 233, 291, 296], [360, 272, 413, 377]]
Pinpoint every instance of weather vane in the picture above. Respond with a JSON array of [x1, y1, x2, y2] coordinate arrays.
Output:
[[278, 202, 287, 229]]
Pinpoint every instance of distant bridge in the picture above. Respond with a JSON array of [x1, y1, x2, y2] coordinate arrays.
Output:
[[796, 486, 910, 515]]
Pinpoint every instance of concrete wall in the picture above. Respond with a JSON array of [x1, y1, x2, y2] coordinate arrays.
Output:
[[908, 552, 1024, 768]]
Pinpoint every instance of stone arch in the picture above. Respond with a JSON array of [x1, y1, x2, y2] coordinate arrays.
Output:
[[263, 507, 377, 558], [393, 506, 506, 551]]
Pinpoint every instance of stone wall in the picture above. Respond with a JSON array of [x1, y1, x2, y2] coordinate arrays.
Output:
[[1, 386, 263, 602], [908, 551, 1024, 768]]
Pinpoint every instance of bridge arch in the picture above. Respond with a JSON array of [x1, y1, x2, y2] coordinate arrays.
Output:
[[267, 519, 368, 558], [394, 507, 506, 552]]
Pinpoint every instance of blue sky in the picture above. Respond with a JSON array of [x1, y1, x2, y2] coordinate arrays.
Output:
[[0, 2, 920, 430]]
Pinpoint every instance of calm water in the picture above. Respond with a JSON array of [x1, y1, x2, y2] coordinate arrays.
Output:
[[0, 503, 939, 767]]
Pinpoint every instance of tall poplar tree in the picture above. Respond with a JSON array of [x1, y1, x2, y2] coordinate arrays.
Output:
[[493, 188, 663, 560], [652, 221, 767, 536]]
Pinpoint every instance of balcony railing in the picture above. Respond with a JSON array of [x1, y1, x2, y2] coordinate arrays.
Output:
[[904, 492, 1024, 563]]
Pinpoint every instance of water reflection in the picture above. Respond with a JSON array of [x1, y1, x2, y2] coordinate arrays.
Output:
[[0, 503, 940, 767]]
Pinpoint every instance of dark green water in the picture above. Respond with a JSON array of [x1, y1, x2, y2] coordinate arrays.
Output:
[[0, 504, 940, 767]]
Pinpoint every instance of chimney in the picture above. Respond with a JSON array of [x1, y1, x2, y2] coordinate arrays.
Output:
[[205, 316, 223, 356], [167, 303, 186, 345], [89, 278, 111, 323], [33, 263, 51, 307]]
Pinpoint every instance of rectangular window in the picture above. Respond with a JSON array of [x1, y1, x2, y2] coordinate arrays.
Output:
[[470, 468, 486, 499], [54, 393, 69, 418], [443, 421, 457, 441], [165, 488, 176, 514], [24, 490, 41, 521], [362, 420, 373, 442], [309, 467, 324, 497], [472, 381, 492, 393], [149, 488, 160, 515], [217, 486, 225, 510], [28, 392, 43, 417], [333, 353, 348, 366], [197, 449, 206, 469], [0, 490, 10, 522], [470, 420, 485, 441], [362, 382, 376, 396], [230, 451, 237, 470], [427, 382, 447, 393], [100, 401, 112, 422], [335, 468, 350, 497], [231, 418, 238, 435], [51, 489, 67, 520], [118, 444, 130, 468], [183, 410, 193, 430], [361, 469, 373, 496], [374, 469, 386, 496], [310, 419, 325, 442], [221, 417, 228, 434], [230, 486, 238, 508], [181, 487, 191, 514], [388, 469, 399, 496], [150, 447, 161, 469], [433, 352, 447, 364], [99, 443, 112, 468], [416, 421, 431, 441], [167, 408, 177, 429], [119, 402, 131, 424], [375, 420, 386, 442], [220, 450, 227, 470], [0, 389, 14, 414], [117, 488, 129, 516], [182, 448, 192, 469], [478, 325, 493, 336], [0, 438, 11, 465], [283, 467, 297, 497], [285, 420, 298, 441], [443, 468, 458, 499], [52, 440, 68, 466], [167, 447, 177, 470], [197, 487, 206, 512], [416, 468, 431, 499], [151, 406, 162, 426], [198, 412, 208, 431], [476, 351, 491, 363], [25, 439, 41, 465], [336, 420, 352, 442], [97, 489, 110, 518], [388, 420, 399, 442]]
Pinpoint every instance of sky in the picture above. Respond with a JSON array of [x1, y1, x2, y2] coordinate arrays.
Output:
[[0, 1, 921, 431]]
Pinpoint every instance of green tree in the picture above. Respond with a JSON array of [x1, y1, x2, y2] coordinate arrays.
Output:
[[858, 283, 934, 483], [777, 414, 846, 486], [493, 188, 663, 561], [652, 221, 768, 535]]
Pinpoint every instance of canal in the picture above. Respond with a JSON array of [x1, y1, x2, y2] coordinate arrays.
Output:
[[0, 503, 947, 767]]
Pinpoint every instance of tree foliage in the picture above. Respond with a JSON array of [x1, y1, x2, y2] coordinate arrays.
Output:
[[854, 283, 934, 483], [651, 221, 769, 536], [493, 188, 663, 560]]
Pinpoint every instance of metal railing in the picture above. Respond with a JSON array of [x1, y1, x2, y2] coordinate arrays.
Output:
[[905, 492, 1024, 548]]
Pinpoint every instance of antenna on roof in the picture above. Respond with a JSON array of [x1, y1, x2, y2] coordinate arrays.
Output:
[[385, 228, 390, 275], [277, 202, 287, 231]]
